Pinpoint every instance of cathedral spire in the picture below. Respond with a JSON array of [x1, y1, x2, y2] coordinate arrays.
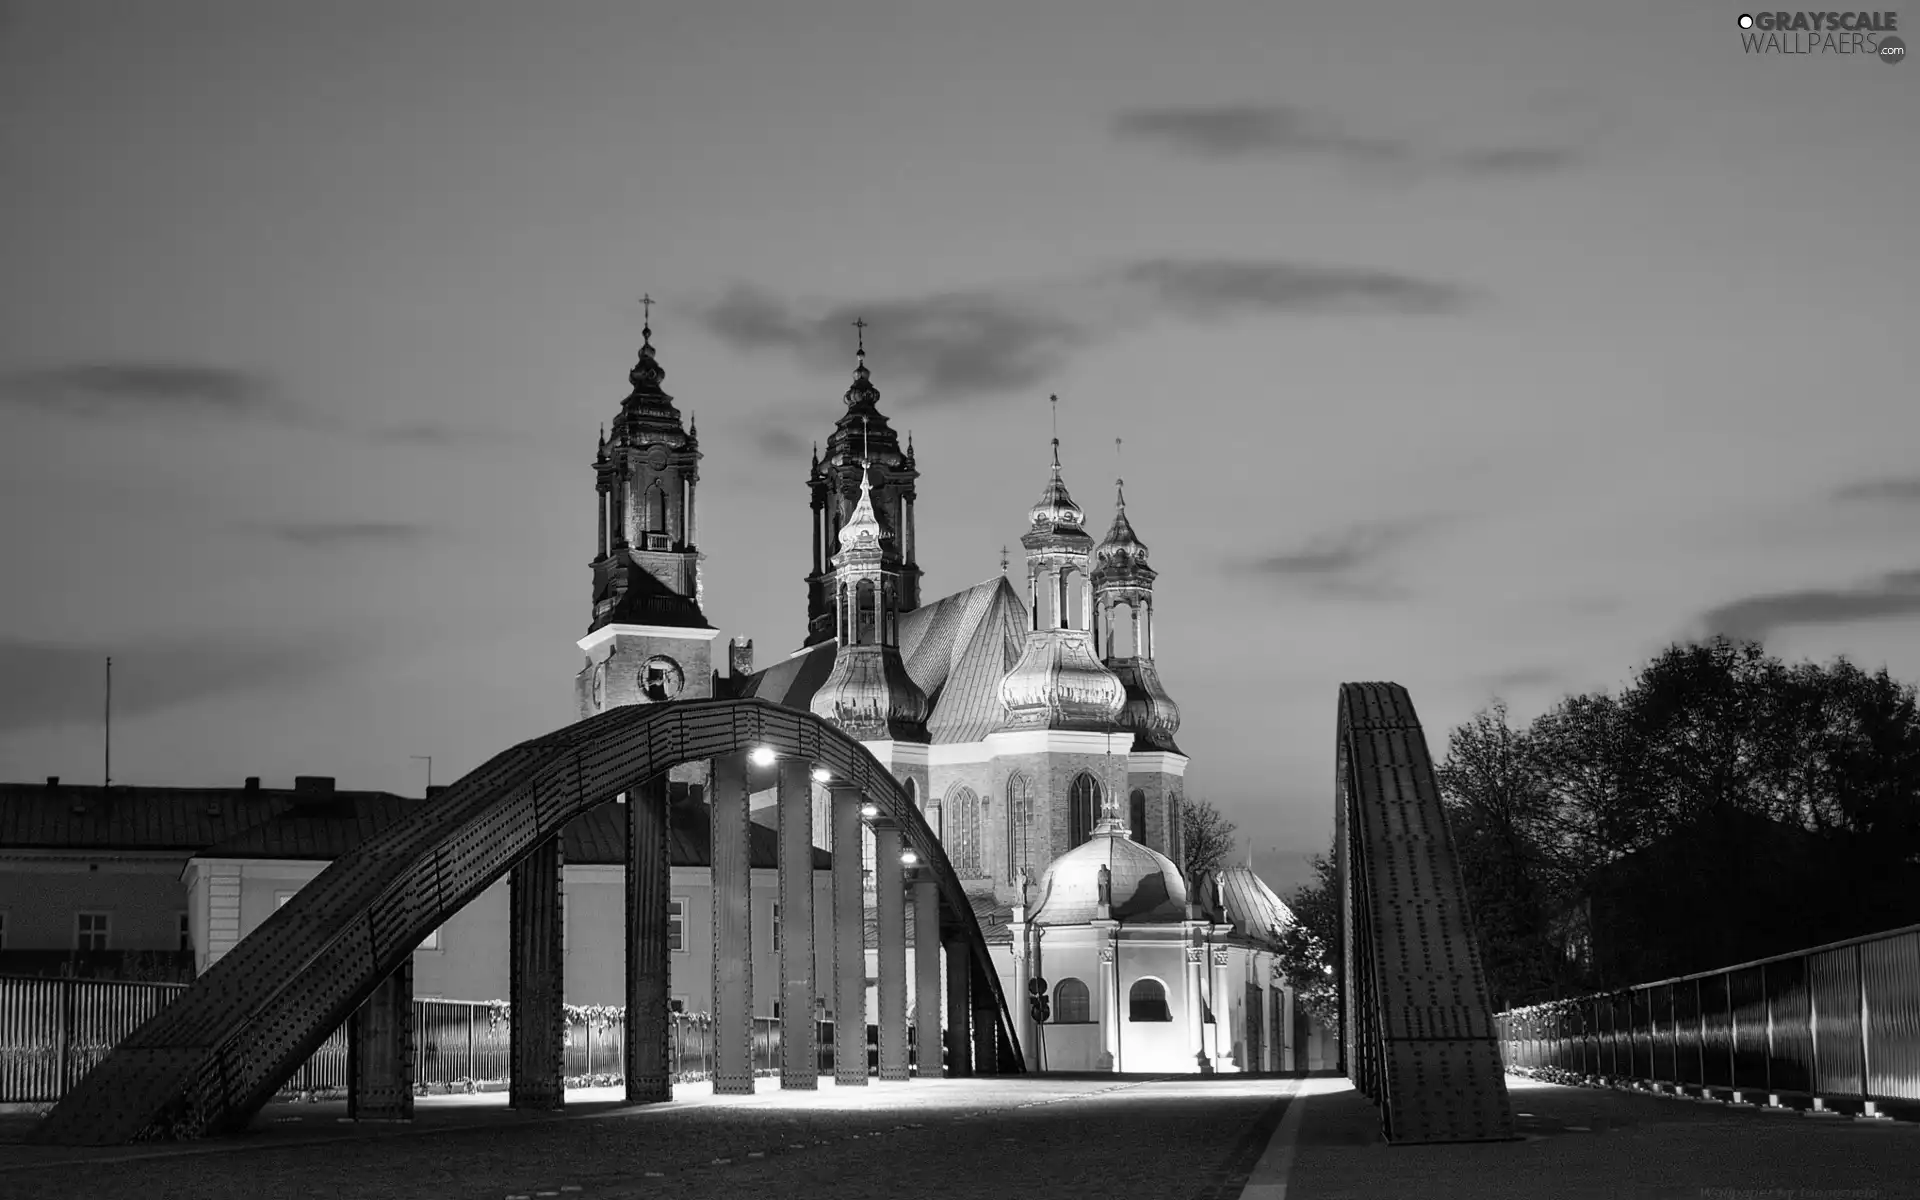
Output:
[[1092, 435, 1179, 752]]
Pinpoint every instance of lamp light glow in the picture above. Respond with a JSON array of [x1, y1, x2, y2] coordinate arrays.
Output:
[[748, 746, 777, 767], [860, 803, 879, 818], [811, 767, 831, 783], [900, 850, 919, 865]]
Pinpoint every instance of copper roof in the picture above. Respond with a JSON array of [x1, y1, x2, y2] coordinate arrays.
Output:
[[1030, 822, 1189, 925], [0, 783, 344, 853], [1212, 864, 1295, 951], [199, 785, 829, 868], [741, 576, 1027, 744]]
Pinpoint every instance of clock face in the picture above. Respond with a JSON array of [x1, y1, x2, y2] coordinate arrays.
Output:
[[641, 655, 685, 702]]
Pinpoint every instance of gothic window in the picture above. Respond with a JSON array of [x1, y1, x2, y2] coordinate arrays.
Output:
[[946, 785, 981, 876], [1069, 773, 1102, 845], [1006, 773, 1035, 884], [1129, 978, 1172, 1023], [855, 579, 876, 646], [642, 483, 667, 533], [1129, 789, 1148, 844], [1054, 977, 1092, 1024]]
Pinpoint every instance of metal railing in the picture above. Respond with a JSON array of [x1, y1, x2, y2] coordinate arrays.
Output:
[[2, 977, 845, 1104], [1495, 922, 1920, 1110]]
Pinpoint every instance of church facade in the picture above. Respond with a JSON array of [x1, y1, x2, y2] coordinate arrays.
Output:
[[572, 317, 1330, 1071]]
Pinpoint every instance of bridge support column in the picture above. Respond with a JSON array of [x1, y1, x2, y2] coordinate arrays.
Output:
[[777, 757, 818, 1089], [710, 751, 755, 1095], [945, 935, 973, 1077], [874, 822, 909, 1081], [509, 834, 565, 1110], [970, 952, 999, 1075], [348, 957, 414, 1121], [624, 774, 672, 1104], [831, 785, 867, 1085], [912, 875, 942, 1077]]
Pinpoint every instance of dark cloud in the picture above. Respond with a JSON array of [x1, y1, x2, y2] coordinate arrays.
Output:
[[1112, 103, 1582, 178], [1119, 258, 1468, 317], [698, 284, 1085, 404], [1698, 569, 1920, 643], [0, 362, 289, 421], [1241, 519, 1438, 600], [0, 636, 352, 733], [1483, 666, 1562, 691], [264, 522, 429, 547], [1112, 104, 1409, 163], [1834, 476, 1920, 504]]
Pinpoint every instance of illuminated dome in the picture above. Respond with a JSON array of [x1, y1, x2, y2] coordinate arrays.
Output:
[[1028, 818, 1189, 926], [1028, 440, 1088, 532]]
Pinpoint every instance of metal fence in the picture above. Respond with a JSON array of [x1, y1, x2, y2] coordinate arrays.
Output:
[[3, 977, 846, 1105], [1496, 922, 1920, 1111]]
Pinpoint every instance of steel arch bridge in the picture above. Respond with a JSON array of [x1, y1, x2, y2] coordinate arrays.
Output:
[[1335, 682, 1516, 1144], [31, 699, 1022, 1146]]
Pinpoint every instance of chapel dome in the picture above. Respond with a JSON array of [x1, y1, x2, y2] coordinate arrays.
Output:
[[1028, 820, 1189, 926]]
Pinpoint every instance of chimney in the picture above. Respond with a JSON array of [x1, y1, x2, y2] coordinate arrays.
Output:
[[46, 776, 59, 788], [729, 636, 754, 677], [293, 775, 336, 793], [244, 776, 261, 791]]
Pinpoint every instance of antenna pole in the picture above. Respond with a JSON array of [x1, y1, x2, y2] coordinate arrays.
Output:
[[411, 754, 434, 796], [104, 656, 112, 787]]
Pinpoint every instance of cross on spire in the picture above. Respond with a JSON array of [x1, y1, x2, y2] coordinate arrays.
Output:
[[852, 316, 868, 357], [639, 293, 655, 344], [1049, 394, 1061, 466], [1000, 546, 1010, 574]]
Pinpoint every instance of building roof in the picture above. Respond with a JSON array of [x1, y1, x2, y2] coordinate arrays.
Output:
[[198, 784, 830, 869], [739, 576, 1028, 745], [1212, 864, 1295, 951], [0, 782, 351, 854], [1030, 820, 1189, 926]]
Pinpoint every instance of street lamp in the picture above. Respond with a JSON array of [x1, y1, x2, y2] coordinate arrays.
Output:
[[900, 849, 919, 866], [811, 767, 832, 783], [748, 746, 777, 768], [860, 803, 879, 819]]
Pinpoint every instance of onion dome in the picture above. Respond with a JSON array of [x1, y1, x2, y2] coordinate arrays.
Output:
[[1029, 439, 1088, 533], [1029, 815, 1189, 926], [845, 342, 880, 410], [1095, 479, 1148, 564], [611, 319, 686, 441], [1111, 659, 1182, 752], [809, 645, 931, 740], [997, 633, 1127, 729]]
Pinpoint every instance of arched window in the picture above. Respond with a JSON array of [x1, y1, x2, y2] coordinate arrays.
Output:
[[1006, 773, 1035, 884], [643, 484, 667, 533], [1129, 978, 1171, 1022], [1069, 773, 1102, 845], [1054, 977, 1092, 1024], [1129, 789, 1148, 845], [855, 580, 876, 646], [946, 785, 981, 876]]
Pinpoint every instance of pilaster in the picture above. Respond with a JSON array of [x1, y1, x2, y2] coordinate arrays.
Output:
[[624, 774, 672, 1103], [912, 875, 942, 1076], [944, 935, 973, 1077], [710, 752, 755, 1094], [831, 786, 868, 1086], [509, 835, 565, 1110], [873, 823, 910, 1081], [348, 957, 414, 1121], [777, 758, 819, 1089]]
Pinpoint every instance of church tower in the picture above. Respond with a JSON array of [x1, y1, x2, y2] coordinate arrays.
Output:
[[808, 448, 931, 742], [576, 304, 721, 732], [804, 325, 920, 648], [998, 421, 1127, 733], [1093, 466, 1187, 858]]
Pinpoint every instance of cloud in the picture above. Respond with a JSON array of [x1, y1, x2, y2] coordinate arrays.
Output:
[[263, 522, 429, 547], [698, 284, 1086, 403], [1113, 104, 1409, 163], [1241, 518, 1439, 599], [1111, 103, 1583, 178], [0, 362, 290, 421], [1698, 569, 1920, 643], [1482, 666, 1563, 692], [697, 260, 1469, 404], [753, 426, 809, 460], [1117, 258, 1468, 317], [0, 636, 352, 733], [1834, 476, 1920, 504]]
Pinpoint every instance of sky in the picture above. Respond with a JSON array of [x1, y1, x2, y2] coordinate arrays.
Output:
[[1, 0, 1915, 897]]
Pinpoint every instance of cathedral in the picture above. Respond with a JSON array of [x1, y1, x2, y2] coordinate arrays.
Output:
[[573, 315, 1328, 1072]]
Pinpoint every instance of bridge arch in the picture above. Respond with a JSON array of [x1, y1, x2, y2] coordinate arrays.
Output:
[[32, 698, 1021, 1146], [1335, 682, 1516, 1144]]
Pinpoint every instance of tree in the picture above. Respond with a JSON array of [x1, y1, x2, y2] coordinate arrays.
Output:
[[1177, 795, 1237, 883], [1275, 843, 1341, 1029]]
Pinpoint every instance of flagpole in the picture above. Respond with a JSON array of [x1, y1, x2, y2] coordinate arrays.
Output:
[[104, 656, 113, 788]]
